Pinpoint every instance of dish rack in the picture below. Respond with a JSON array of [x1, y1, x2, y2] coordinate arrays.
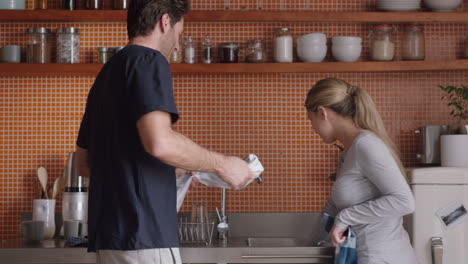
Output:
[[178, 220, 215, 245]]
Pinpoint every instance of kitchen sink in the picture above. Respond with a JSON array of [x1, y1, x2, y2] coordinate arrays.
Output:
[[246, 237, 306, 247]]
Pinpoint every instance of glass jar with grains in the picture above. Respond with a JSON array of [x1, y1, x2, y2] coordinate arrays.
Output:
[[369, 24, 395, 61], [56, 27, 80, 63], [246, 39, 267, 63], [26, 27, 52, 63], [402, 23, 425, 61]]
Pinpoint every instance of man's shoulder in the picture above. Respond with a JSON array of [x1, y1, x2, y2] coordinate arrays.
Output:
[[123, 45, 166, 64]]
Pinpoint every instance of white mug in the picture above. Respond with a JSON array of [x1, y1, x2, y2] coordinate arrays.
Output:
[[32, 199, 56, 239], [0, 45, 21, 63]]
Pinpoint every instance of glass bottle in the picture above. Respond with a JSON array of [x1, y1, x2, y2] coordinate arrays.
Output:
[[113, 0, 129, 9], [246, 39, 267, 63], [56, 27, 80, 63], [34, 0, 47, 9], [63, 0, 76, 10], [464, 36, 468, 59], [274, 27, 293, 62], [402, 23, 425, 61], [218, 42, 240, 63], [26, 27, 52, 64], [202, 36, 213, 64], [184, 35, 196, 64], [86, 0, 102, 9], [369, 24, 395, 61]]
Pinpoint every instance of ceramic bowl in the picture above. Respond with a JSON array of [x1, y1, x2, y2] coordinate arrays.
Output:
[[423, 0, 462, 11], [332, 44, 362, 62]]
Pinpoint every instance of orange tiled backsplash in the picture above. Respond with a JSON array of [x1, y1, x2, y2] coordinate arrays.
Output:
[[1, 0, 468, 238]]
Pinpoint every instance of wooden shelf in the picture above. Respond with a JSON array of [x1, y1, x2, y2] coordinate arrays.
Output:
[[1, 60, 468, 76], [0, 10, 468, 23]]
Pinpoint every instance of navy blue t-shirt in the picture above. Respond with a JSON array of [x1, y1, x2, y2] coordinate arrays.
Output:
[[77, 45, 179, 252]]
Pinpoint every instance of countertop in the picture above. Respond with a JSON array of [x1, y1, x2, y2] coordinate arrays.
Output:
[[0, 238, 335, 264], [1, 213, 335, 264]]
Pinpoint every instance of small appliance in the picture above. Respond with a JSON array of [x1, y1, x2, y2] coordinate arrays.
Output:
[[415, 125, 448, 166], [62, 152, 88, 237]]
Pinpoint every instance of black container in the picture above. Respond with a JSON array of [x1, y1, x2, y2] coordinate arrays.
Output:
[[63, 0, 76, 10], [218, 42, 239, 63]]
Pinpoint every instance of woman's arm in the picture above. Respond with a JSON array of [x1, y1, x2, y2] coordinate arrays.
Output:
[[334, 138, 415, 229]]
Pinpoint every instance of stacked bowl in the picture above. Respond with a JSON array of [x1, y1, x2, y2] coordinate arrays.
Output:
[[0, 0, 25, 9], [423, 0, 462, 12], [376, 0, 420, 11], [332, 36, 362, 62], [297, 33, 327, 63]]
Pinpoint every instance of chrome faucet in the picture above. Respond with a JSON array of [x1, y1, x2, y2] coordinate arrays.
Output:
[[217, 188, 229, 241]]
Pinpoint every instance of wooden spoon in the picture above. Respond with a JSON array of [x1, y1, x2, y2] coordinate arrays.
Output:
[[52, 177, 64, 199], [37, 167, 48, 199]]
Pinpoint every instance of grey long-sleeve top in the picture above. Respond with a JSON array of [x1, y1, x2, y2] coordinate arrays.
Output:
[[323, 131, 418, 264]]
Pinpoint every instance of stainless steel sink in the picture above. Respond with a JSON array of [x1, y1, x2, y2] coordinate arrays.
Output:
[[247, 237, 305, 247]]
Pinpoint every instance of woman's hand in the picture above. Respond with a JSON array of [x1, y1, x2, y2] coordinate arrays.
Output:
[[329, 223, 347, 246]]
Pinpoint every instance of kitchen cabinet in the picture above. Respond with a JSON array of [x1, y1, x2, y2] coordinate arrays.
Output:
[[1, 10, 468, 75]]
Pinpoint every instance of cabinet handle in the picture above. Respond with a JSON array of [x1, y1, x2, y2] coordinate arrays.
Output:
[[431, 237, 443, 264], [241, 254, 333, 259]]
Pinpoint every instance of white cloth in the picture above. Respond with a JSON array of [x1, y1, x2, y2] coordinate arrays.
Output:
[[96, 248, 181, 264], [176, 154, 264, 211]]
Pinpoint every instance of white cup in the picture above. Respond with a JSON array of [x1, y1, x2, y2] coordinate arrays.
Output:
[[0, 45, 21, 63], [32, 199, 56, 239], [21, 220, 45, 241]]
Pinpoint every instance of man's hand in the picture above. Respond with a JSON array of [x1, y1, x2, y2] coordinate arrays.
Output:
[[329, 223, 347, 246], [217, 156, 255, 189], [176, 168, 198, 189]]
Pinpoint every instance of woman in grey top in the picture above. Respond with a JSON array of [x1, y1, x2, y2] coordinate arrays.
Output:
[[304, 78, 418, 264]]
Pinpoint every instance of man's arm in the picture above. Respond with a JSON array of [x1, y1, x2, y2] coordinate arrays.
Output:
[[75, 146, 90, 178], [137, 110, 253, 189]]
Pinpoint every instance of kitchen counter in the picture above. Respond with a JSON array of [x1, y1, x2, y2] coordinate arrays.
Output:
[[1, 213, 334, 264], [0, 238, 334, 264]]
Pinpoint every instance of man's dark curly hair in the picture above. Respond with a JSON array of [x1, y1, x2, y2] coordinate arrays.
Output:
[[127, 0, 190, 39]]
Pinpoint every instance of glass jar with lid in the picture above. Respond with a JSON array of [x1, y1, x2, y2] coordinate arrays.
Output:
[[369, 24, 395, 61], [402, 23, 425, 61], [56, 27, 80, 63], [113, 0, 129, 9], [97, 47, 112, 64], [26, 27, 52, 64], [218, 42, 240, 63], [274, 27, 293, 63], [246, 39, 267, 63], [464, 36, 468, 59]]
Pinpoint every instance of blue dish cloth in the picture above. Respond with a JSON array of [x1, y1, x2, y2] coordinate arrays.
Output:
[[321, 213, 357, 264]]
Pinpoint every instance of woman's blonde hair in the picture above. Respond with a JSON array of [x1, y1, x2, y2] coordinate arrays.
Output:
[[304, 77, 406, 177]]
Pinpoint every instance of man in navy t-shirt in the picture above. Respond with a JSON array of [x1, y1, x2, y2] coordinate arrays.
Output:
[[75, 0, 255, 263]]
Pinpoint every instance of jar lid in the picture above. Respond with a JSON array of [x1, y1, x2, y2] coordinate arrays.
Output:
[[98, 47, 108, 52], [277, 27, 290, 32], [247, 39, 264, 44], [219, 42, 239, 48], [113, 46, 125, 52], [404, 23, 423, 29], [26, 27, 51, 34], [56, 27, 80, 34], [373, 24, 393, 30]]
